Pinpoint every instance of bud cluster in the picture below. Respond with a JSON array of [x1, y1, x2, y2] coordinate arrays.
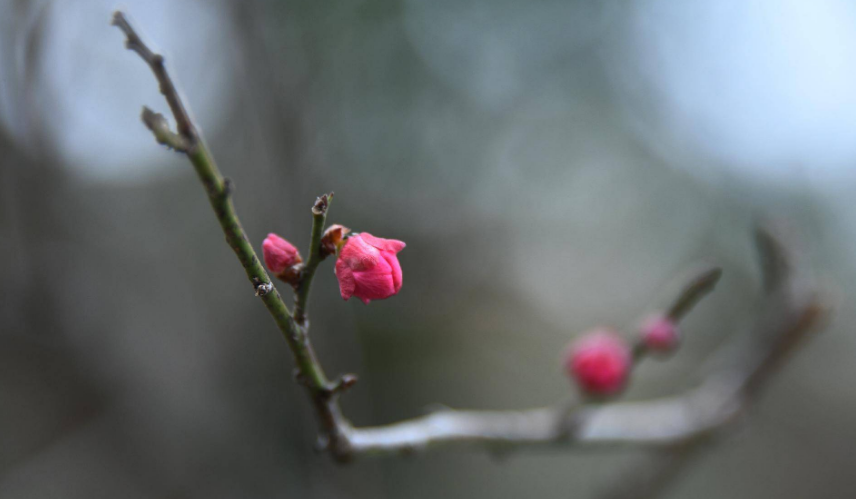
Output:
[[563, 313, 681, 397], [261, 226, 405, 304]]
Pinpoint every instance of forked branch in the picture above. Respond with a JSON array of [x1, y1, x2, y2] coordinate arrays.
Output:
[[113, 12, 828, 464]]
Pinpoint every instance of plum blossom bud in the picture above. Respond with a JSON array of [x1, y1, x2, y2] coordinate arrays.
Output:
[[564, 328, 631, 396], [321, 224, 351, 257], [335, 232, 405, 304], [639, 314, 680, 354], [262, 233, 303, 285]]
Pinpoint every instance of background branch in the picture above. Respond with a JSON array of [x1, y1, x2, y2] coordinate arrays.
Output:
[[599, 224, 828, 499], [343, 227, 825, 460], [338, 263, 723, 457]]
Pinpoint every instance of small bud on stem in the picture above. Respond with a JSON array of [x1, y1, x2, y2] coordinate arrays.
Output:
[[564, 329, 632, 397], [262, 233, 303, 287], [639, 314, 680, 355]]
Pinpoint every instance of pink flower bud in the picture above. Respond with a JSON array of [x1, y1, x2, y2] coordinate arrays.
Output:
[[262, 233, 303, 284], [335, 232, 405, 304], [639, 314, 680, 354], [564, 329, 631, 396]]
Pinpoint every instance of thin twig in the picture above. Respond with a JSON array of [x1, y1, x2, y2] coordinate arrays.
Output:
[[293, 193, 333, 325], [141, 107, 188, 151], [599, 225, 828, 499], [111, 12, 196, 142], [667, 265, 723, 321]]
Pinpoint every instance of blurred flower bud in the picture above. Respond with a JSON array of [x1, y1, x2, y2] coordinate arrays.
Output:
[[639, 314, 680, 354], [321, 224, 351, 257], [564, 329, 631, 396], [335, 232, 405, 304], [262, 233, 303, 286]]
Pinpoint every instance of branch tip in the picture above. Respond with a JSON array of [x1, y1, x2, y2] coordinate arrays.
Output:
[[332, 374, 359, 394], [113, 10, 197, 143], [666, 265, 723, 321], [312, 193, 333, 216], [754, 224, 794, 292], [141, 107, 188, 151]]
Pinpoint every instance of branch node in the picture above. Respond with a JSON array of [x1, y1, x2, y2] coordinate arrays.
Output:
[[331, 374, 359, 395], [293, 368, 311, 387], [221, 177, 234, 198], [141, 107, 188, 151], [312, 192, 334, 216], [252, 277, 273, 296]]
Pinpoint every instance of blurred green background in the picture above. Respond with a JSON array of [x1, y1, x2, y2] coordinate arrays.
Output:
[[1, 0, 855, 497]]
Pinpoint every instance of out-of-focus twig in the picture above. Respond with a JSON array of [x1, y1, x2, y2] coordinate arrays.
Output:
[[599, 225, 829, 499], [344, 266, 723, 457], [667, 265, 723, 321], [111, 12, 195, 142]]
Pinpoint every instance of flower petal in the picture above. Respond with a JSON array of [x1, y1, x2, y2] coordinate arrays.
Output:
[[340, 235, 381, 271], [360, 232, 406, 254], [352, 270, 395, 301], [382, 251, 403, 293], [335, 260, 356, 300]]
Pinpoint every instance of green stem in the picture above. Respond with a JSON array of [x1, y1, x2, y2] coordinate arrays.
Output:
[[293, 194, 331, 325], [185, 145, 330, 391], [113, 11, 332, 396]]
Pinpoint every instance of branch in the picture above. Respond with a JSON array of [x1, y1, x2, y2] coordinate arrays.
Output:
[[112, 10, 337, 423], [666, 265, 723, 321], [111, 12, 196, 142], [141, 107, 188, 151], [599, 224, 828, 499], [342, 229, 825, 460], [336, 264, 724, 458], [115, 13, 827, 465], [293, 193, 333, 325]]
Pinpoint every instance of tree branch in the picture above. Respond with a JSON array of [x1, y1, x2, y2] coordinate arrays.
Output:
[[114, 12, 826, 465], [599, 224, 828, 499], [111, 12, 196, 142], [112, 10, 337, 428], [343, 228, 825, 459], [336, 264, 723, 458], [667, 265, 723, 321]]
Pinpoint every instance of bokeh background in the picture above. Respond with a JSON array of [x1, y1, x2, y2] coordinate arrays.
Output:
[[2, 0, 855, 498]]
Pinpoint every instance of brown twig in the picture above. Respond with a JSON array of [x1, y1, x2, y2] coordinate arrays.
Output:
[[111, 12, 196, 143]]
